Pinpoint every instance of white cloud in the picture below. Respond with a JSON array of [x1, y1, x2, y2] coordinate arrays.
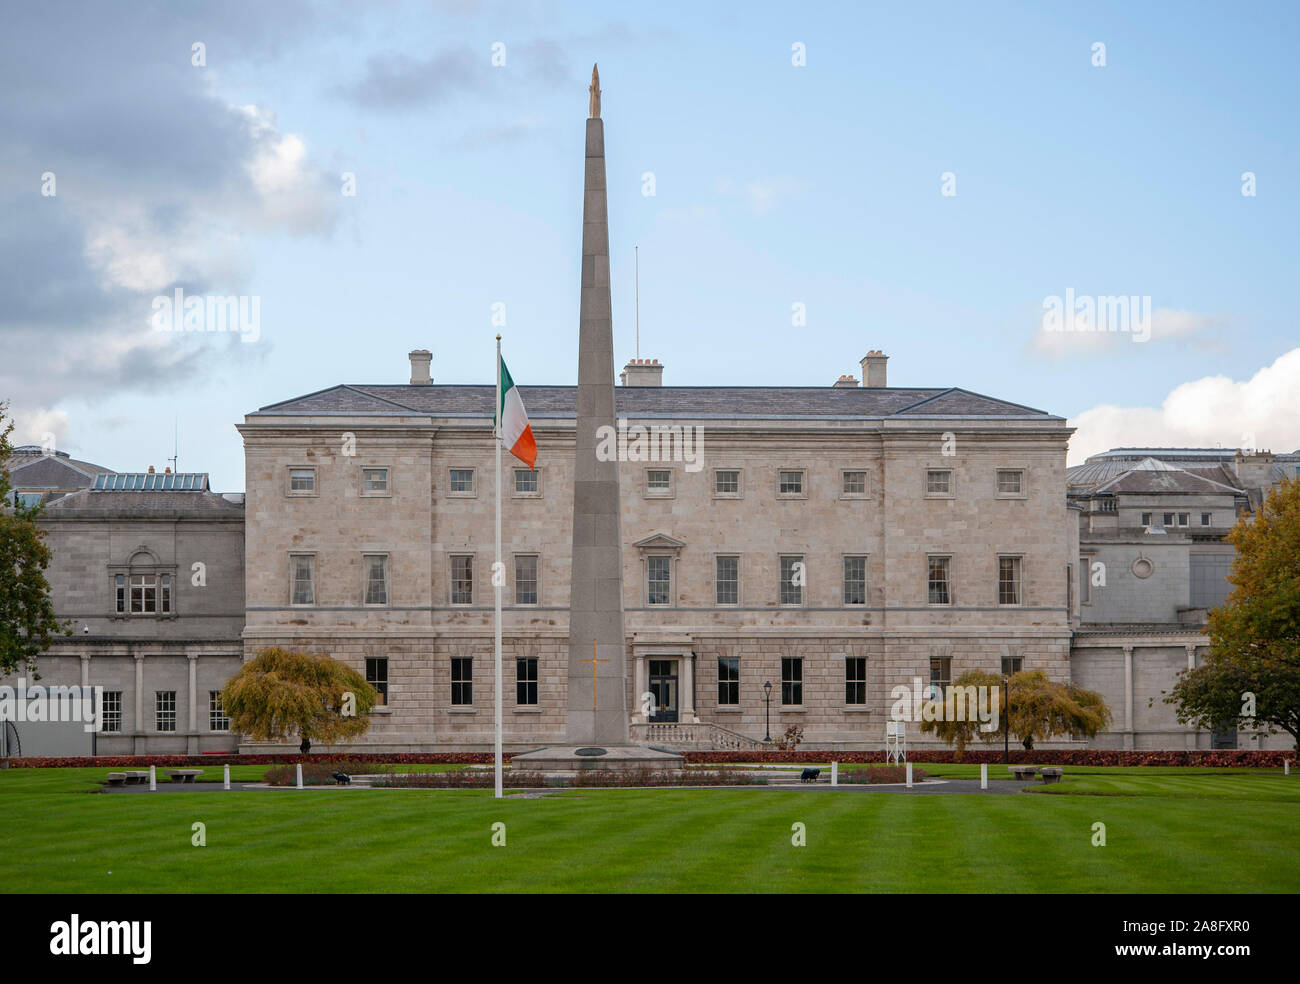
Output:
[[7, 407, 70, 450], [1069, 347, 1300, 463], [1030, 305, 1224, 359], [716, 177, 805, 216]]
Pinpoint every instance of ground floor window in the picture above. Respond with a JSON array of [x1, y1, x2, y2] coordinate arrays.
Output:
[[517, 657, 538, 705], [209, 691, 230, 732], [366, 657, 388, 705], [718, 656, 739, 705], [845, 657, 866, 705], [781, 656, 802, 705], [155, 691, 176, 732], [451, 657, 473, 705], [102, 691, 122, 733]]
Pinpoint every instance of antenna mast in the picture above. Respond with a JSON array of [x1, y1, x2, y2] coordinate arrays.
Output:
[[168, 418, 178, 474], [634, 244, 639, 360]]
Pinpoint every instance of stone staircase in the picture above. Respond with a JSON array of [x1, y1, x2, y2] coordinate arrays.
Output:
[[632, 721, 767, 751]]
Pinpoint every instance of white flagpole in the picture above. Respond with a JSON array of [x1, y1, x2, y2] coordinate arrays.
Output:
[[494, 334, 503, 800]]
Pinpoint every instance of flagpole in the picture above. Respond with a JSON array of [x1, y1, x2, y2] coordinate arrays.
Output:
[[494, 334, 503, 800]]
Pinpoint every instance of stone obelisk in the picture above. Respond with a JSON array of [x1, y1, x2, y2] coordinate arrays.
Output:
[[566, 63, 629, 745]]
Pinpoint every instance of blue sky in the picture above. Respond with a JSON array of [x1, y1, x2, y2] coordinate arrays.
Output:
[[4, 0, 1297, 490]]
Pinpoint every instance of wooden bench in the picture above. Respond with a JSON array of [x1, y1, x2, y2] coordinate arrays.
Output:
[[1039, 767, 1064, 784], [1010, 766, 1039, 781], [167, 769, 202, 783]]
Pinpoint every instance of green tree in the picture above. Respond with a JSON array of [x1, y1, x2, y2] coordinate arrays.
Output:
[[0, 402, 69, 678], [221, 647, 379, 754], [919, 669, 1111, 755], [1167, 477, 1300, 748]]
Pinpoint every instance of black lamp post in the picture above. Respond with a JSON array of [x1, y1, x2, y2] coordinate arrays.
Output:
[[763, 680, 773, 741]]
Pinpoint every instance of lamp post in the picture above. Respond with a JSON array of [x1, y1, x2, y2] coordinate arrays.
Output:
[[763, 680, 773, 741]]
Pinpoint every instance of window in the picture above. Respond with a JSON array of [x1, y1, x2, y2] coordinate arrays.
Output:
[[845, 656, 867, 705], [715, 556, 739, 606], [1080, 557, 1092, 605], [514, 555, 538, 605], [647, 556, 671, 605], [718, 657, 740, 706], [1163, 512, 1175, 526], [126, 574, 170, 614], [646, 469, 672, 494], [998, 556, 1021, 605], [1001, 652, 1022, 675], [289, 468, 316, 494], [843, 556, 867, 605], [514, 469, 538, 494], [362, 468, 388, 493], [996, 470, 1023, 494], [842, 471, 867, 495], [451, 556, 474, 605], [102, 691, 122, 733], [714, 469, 740, 495], [155, 691, 176, 732], [290, 555, 315, 605], [115, 574, 125, 613], [209, 692, 230, 731], [927, 556, 951, 605], [451, 657, 473, 705], [926, 469, 951, 495], [779, 555, 804, 605], [1201, 512, 1212, 526], [366, 657, 388, 705], [1141, 512, 1152, 526], [781, 657, 802, 705], [778, 470, 804, 495], [363, 554, 388, 605], [929, 655, 951, 693], [516, 657, 538, 705], [449, 469, 475, 494], [1178, 513, 1190, 526]]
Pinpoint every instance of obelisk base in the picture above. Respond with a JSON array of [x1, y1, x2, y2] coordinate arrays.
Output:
[[509, 744, 685, 773]]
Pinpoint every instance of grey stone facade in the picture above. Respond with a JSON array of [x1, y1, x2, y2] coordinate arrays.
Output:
[[2, 466, 245, 754]]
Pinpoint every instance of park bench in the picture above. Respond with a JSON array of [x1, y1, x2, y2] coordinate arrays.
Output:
[[1039, 767, 1064, 784], [167, 769, 202, 783], [1010, 766, 1039, 781], [105, 773, 127, 786], [106, 771, 151, 785]]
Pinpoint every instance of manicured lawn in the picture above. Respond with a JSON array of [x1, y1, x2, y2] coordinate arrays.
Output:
[[2, 766, 1298, 892]]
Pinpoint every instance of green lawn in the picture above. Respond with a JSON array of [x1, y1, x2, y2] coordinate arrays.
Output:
[[2, 765, 1297, 893]]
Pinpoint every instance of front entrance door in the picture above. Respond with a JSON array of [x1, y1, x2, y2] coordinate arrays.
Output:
[[648, 659, 678, 722]]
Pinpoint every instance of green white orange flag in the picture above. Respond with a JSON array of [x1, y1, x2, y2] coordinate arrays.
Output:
[[497, 356, 537, 469]]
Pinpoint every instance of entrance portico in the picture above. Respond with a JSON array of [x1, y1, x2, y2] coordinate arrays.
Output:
[[630, 638, 698, 725]]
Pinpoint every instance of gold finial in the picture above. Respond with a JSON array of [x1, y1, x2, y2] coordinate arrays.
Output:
[[588, 63, 601, 118]]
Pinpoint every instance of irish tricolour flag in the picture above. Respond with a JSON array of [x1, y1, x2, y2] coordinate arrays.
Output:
[[497, 357, 537, 469]]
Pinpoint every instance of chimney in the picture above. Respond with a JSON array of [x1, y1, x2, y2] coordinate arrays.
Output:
[[861, 350, 888, 388], [147, 465, 155, 473], [409, 349, 432, 385], [620, 358, 663, 387], [833, 374, 859, 388]]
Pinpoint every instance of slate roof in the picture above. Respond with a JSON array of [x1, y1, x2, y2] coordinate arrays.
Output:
[[39, 488, 244, 520], [8, 452, 116, 490], [1069, 456, 1244, 496], [251, 384, 1057, 420]]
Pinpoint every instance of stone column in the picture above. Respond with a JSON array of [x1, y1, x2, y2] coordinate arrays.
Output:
[[1122, 644, 1134, 750], [632, 655, 648, 723], [680, 655, 698, 724], [1184, 645, 1198, 749], [187, 653, 199, 754], [133, 653, 145, 755]]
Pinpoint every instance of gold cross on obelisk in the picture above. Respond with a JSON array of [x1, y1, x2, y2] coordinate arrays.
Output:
[[578, 639, 609, 711]]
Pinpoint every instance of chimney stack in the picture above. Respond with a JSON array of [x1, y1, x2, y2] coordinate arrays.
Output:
[[620, 358, 663, 387], [861, 350, 888, 388], [833, 374, 859, 388], [409, 349, 432, 385]]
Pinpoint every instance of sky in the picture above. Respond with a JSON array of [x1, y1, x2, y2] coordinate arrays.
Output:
[[2, 0, 1297, 492]]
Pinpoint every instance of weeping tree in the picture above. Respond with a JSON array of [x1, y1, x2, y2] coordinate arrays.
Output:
[[919, 669, 1111, 755], [1166, 477, 1300, 749], [221, 647, 379, 755]]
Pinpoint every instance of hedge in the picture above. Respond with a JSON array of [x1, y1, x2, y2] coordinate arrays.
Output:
[[5, 748, 1295, 769]]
